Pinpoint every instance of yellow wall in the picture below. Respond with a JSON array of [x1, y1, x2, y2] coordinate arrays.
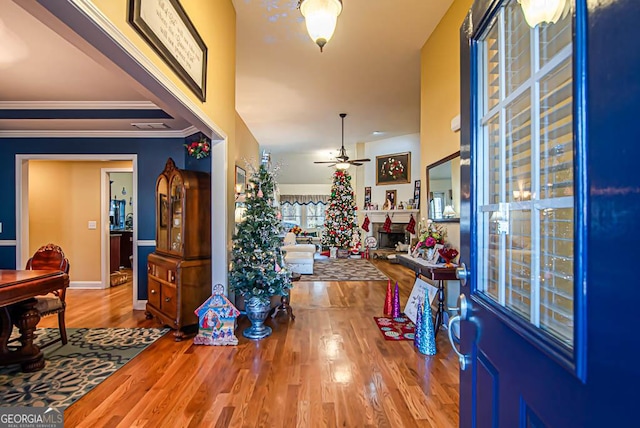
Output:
[[89, 0, 236, 136], [234, 113, 260, 170], [89, 0, 238, 232], [29, 160, 132, 282], [231, 113, 260, 241], [420, 0, 473, 251]]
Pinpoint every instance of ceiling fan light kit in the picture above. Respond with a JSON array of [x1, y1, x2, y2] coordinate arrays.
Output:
[[314, 113, 371, 169], [298, 0, 343, 52]]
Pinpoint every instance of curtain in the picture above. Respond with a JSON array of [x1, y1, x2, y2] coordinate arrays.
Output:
[[280, 194, 329, 205]]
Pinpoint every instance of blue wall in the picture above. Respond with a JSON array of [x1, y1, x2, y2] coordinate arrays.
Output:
[[0, 136, 212, 299]]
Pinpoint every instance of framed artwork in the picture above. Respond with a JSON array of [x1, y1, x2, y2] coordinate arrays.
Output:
[[404, 277, 439, 323], [159, 194, 168, 228], [414, 180, 421, 206], [235, 165, 246, 196], [376, 152, 411, 185], [128, 0, 208, 101], [385, 189, 397, 209], [364, 186, 372, 208]]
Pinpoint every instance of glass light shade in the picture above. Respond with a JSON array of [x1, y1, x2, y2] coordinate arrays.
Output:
[[300, 0, 343, 51], [443, 205, 457, 218], [335, 162, 350, 170], [518, 0, 567, 28]]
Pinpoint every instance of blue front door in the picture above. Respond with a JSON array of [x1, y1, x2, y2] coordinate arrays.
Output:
[[456, 0, 640, 426]]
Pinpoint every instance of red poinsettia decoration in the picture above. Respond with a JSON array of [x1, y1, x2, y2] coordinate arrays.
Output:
[[184, 138, 210, 159]]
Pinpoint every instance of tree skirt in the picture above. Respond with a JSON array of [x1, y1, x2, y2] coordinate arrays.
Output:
[[373, 315, 415, 341]]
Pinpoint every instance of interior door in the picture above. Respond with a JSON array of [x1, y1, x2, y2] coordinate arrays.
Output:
[[455, 0, 640, 426]]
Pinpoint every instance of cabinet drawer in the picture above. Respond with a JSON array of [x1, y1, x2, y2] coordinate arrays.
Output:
[[148, 262, 177, 284], [148, 277, 161, 309], [161, 283, 177, 319]]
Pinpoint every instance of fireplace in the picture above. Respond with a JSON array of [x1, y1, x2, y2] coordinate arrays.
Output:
[[373, 223, 409, 249]]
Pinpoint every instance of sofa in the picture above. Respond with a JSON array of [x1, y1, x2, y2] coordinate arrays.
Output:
[[281, 232, 315, 274]]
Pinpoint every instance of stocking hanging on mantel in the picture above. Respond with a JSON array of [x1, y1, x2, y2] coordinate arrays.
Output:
[[406, 214, 416, 234], [361, 215, 370, 232], [383, 214, 392, 233]]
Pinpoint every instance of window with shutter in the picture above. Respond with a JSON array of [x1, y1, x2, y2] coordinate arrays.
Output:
[[476, 0, 574, 347]]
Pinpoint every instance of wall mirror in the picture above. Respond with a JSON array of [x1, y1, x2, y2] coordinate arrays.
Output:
[[426, 151, 460, 222]]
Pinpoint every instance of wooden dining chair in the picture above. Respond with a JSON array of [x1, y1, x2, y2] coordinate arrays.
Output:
[[25, 243, 70, 348]]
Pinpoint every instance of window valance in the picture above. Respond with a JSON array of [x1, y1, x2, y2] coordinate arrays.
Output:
[[280, 194, 329, 205]]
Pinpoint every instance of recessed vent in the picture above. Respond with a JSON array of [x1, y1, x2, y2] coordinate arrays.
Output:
[[131, 122, 170, 129]]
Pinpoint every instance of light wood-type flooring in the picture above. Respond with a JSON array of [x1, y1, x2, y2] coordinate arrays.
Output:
[[39, 259, 460, 427]]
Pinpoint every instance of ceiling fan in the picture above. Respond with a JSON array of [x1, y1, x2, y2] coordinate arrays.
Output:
[[314, 113, 371, 169]]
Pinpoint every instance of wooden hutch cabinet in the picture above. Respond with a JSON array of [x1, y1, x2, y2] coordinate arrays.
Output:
[[145, 158, 211, 340]]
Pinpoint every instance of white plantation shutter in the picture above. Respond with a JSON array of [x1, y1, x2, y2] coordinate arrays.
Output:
[[477, 0, 574, 347]]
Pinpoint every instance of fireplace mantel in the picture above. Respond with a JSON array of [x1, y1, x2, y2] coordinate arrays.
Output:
[[362, 209, 419, 224]]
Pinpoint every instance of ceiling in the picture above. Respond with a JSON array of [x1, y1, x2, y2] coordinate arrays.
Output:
[[0, 0, 454, 149], [234, 0, 453, 155], [0, 0, 191, 136]]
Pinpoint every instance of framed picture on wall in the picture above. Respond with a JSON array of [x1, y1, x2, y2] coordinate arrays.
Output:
[[384, 189, 397, 209], [128, 0, 208, 101], [414, 179, 421, 206], [235, 166, 246, 197], [364, 186, 372, 208], [376, 152, 411, 185]]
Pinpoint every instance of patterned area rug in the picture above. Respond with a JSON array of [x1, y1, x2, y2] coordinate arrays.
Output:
[[0, 327, 168, 408], [299, 258, 388, 281], [373, 315, 415, 341]]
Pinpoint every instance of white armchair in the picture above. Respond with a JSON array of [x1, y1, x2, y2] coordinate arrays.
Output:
[[281, 232, 315, 274], [281, 232, 316, 254]]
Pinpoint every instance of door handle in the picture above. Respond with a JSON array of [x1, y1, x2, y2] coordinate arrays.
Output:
[[456, 262, 469, 286], [448, 315, 471, 370], [447, 294, 476, 370]]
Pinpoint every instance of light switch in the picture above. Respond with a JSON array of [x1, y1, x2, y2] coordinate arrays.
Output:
[[88, 221, 97, 230]]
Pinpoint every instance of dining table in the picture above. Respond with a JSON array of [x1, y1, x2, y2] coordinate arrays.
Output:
[[0, 269, 69, 372]]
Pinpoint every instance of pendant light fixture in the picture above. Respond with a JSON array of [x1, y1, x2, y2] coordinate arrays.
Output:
[[518, 0, 568, 28], [298, 0, 343, 52]]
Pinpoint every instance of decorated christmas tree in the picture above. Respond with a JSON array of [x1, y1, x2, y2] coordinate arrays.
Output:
[[322, 169, 358, 249], [229, 158, 292, 304]]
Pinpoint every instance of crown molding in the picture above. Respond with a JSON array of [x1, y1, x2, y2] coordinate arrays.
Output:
[[0, 101, 160, 110], [0, 125, 198, 138], [69, 0, 226, 142]]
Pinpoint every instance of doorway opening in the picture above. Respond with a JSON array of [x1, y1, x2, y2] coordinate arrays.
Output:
[[16, 154, 139, 308]]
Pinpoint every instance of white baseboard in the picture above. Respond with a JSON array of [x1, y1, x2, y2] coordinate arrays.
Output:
[[134, 300, 147, 311], [69, 281, 105, 290]]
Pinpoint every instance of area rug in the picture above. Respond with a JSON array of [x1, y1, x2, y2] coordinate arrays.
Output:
[[298, 258, 388, 281], [373, 315, 415, 341], [0, 327, 168, 408]]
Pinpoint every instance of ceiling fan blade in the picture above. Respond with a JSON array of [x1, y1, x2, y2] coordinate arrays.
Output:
[[349, 158, 371, 162], [327, 164, 337, 167], [349, 162, 363, 166], [314, 161, 338, 164]]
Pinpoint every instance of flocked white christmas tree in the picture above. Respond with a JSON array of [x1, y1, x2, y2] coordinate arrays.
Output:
[[322, 169, 357, 249]]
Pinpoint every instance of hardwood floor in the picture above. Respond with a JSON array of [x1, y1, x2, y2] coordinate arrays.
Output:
[[40, 260, 459, 427]]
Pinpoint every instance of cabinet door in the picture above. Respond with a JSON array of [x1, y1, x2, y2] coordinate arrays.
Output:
[[156, 175, 169, 253], [160, 283, 177, 319], [169, 174, 184, 256]]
